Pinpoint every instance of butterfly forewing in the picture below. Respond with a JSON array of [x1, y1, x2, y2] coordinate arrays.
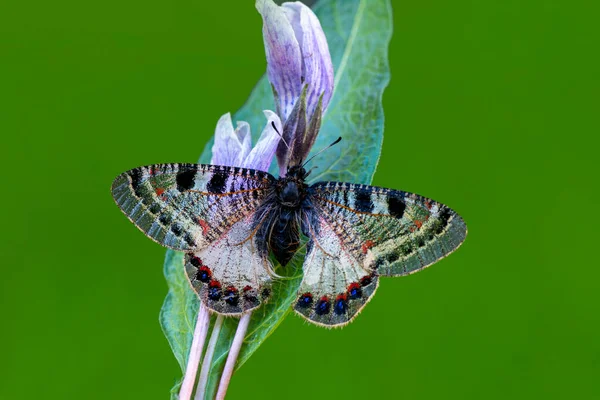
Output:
[[111, 163, 274, 250], [294, 182, 467, 326]]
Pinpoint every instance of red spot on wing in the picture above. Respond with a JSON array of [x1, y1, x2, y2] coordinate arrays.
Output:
[[243, 285, 253, 292], [348, 282, 361, 293], [209, 280, 221, 289], [320, 295, 329, 302], [197, 218, 210, 236], [425, 200, 432, 209], [155, 187, 165, 196], [409, 226, 415, 233], [226, 286, 238, 294], [361, 240, 375, 254], [335, 293, 348, 302], [415, 220, 423, 229], [360, 275, 373, 287], [189, 256, 203, 267]]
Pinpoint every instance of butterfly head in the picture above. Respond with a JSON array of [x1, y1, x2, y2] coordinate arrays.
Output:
[[286, 165, 309, 180], [276, 165, 308, 208]]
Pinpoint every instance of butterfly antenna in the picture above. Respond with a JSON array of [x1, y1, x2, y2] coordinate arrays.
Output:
[[271, 121, 290, 151], [305, 165, 318, 177], [302, 136, 342, 168]]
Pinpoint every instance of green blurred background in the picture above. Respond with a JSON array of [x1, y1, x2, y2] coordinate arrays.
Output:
[[2, 0, 599, 399]]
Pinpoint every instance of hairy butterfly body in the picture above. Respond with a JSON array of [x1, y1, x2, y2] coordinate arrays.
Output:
[[112, 162, 467, 326]]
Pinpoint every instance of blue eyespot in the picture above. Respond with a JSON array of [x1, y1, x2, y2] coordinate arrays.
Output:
[[298, 293, 313, 308], [208, 284, 221, 301], [334, 298, 348, 315], [196, 266, 212, 283], [224, 288, 239, 306], [315, 298, 330, 315], [347, 283, 362, 299]]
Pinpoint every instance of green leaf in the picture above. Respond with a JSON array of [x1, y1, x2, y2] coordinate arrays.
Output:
[[161, 0, 392, 398]]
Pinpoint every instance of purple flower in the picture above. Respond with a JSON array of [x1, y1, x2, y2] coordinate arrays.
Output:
[[210, 111, 283, 172], [209, 1, 334, 176], [257, 0, 334, 176]]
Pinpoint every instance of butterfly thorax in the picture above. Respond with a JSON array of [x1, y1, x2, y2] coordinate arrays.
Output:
[[258, 165, 309, 266], [276, 165, 308, 207]]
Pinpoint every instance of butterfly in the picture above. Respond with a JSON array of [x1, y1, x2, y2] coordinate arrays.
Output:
[[111, 158, 467, 327]]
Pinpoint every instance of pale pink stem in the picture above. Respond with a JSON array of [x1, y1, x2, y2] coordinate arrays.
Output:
[[215, 312, 252, 400], [179, 304, 210, 400], [194, 315, 225, 400]]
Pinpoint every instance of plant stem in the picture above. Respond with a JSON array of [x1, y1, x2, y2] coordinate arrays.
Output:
[[195, 315, 225, 400], [179, 304, 210, 400], [215, 312, 252, 400]]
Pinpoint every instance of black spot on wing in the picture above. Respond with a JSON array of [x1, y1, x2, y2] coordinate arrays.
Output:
[[315, 297, 331, 315], [400, 242, 413, 256], [149, 203, 161, 214], [159, 213, 173, 226], [434, 207, 452, 234], [189, 256, 202, 268], [176, 169, 196, 192], [334, 296, 348, 315], [298, 293, 313, 308], [387, 193, 405, 218], [224, 287, 239, 306], [385, 250, 401, 263], [354, 188, 374, 213], [207, 171, 227, 194], [129, 168, 143, 187], [129, 169, 144, 197], [170, 222, 183, 237]]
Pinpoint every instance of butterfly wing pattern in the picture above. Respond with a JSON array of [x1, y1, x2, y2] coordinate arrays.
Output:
[[295, 182, 467, 326], [113, 162, 467, 326], [111, 163, 275, 314]]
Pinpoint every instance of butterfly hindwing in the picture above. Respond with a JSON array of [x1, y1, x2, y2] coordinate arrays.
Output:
[[111, 163, 273, 251], [184, 213, 274, 315], [295, 209, 380, 327], [294, 182, 467, 326]]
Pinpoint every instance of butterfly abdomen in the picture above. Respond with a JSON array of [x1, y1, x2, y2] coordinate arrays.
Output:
[[268, 207, 301, 266]]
